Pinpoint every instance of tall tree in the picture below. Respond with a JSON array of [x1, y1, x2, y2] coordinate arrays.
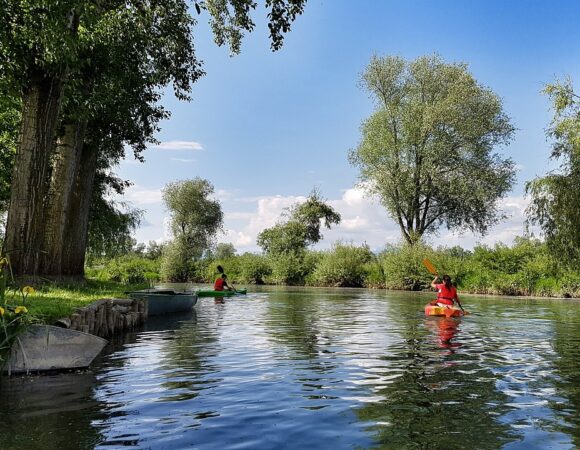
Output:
[[161, 178, 223, 281], [1, 0, 84, 274], [1, 0, 306, 277], [526, 78, 580, 264], [42, 1, 202, 277], [349, 54, 516, 244]]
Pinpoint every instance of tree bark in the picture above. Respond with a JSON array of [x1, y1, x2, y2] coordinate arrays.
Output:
[[60, 139, 99, 277], [40, 120, 88, 276], [3, 71, 65, 275]]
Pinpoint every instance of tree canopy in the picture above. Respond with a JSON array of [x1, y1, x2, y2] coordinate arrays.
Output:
[[349, 54, 516, 244], [526, 78, 580, 265], [0, 0, 306, 277], [163, 178, 224, 256], [257, 190, 341, 255]]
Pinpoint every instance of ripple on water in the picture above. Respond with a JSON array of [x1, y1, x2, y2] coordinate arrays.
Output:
[[1, 289, 580, 450]]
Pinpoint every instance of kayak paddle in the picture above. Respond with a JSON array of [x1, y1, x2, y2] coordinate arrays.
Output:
[[422, 258, 438, 276]]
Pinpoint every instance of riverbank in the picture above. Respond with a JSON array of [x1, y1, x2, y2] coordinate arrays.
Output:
[[87, 238, 580, 300], [13, 280, 148, 324]]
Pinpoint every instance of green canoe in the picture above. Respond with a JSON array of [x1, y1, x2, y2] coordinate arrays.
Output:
[[196, 288, 247, 297]]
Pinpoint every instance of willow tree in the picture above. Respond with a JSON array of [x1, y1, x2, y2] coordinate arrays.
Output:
[[526, 79, 580, 265], [161, 178, 223, 282], [257, 190, 340, 284], [349, 55, 516, 244]]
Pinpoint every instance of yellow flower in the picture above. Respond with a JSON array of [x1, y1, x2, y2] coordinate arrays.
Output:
[[14, 306, 28, 314], [0, 257, 7, 268], [22, 286, 35, 295], [0, 306, 4, 316]]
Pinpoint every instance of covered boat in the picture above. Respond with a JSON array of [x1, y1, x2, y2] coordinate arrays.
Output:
[[127, 289, 197, 316]]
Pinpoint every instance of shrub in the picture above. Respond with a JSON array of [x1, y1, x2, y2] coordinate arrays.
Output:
[[380, 242, 435, 290], [311, 243, 373, 287], [238, 253, 271, 284], [87, 255, 160, 284], [268, 252, 307, 285]]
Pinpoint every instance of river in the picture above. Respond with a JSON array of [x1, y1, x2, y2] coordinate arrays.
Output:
[[1, 287, 579, 449]]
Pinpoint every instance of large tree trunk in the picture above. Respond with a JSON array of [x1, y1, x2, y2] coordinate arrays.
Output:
[[40, 120, 87, 276], [60, 140, 99, 277], [3, 71, 65, 276]]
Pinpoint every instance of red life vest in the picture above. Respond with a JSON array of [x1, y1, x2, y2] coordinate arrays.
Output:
[[214, 278, 225, 291], [435, 283, 457, 305]]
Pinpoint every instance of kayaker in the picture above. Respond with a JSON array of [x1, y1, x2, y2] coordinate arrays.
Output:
[[214, 273, 233, 291], [430, 274, 459, 307]]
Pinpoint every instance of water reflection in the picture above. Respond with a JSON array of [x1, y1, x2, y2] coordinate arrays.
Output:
[[424, 316, 462, 351], [0, 371, 105, 450], [0, 289, 579, 449]]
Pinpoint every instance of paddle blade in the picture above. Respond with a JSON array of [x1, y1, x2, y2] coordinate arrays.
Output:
[[216, 265, 224, 274], [422, 258, 437, 275]]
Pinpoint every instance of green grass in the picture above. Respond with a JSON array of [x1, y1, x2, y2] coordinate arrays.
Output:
[[3, 279, 148, 324]]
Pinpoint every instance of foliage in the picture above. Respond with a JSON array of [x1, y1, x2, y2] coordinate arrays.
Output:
[[85, 255, 160, 285], [205, 0, 306, 54], [0, 0, 306, 277], [238, 253, 272, 284], [526, 78, 580, 265], [258, 190, 341, 255], [257, 190, 340, 285], [214, 243, 237, 260], [0, 257, 37, 367], [311, 243, 373, 287], [349, 54, 515, 244], [380, 242, 436, 290], [86, 184, 143, 263], [161, 178, 223, 281], [0, 93, 19, 222], [163, 178, 224, 253], [160, 240, 197, 283], [268, 252, 308, 285], [145, 241, 166, 260]]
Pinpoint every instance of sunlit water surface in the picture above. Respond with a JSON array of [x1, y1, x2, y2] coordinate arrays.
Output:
[[1, 287, 579, 449]]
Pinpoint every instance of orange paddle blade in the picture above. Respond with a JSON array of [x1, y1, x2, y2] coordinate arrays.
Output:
[[422, 258, 437, 275]]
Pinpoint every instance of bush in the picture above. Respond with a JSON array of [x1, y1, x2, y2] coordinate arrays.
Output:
[[160, 241, 196, 282], [268, 252, 307, 285], [380, 242, 435, 290], [238, 253, 271, 284], [311, 243, 373, 287], [87, 255, 160, 284]]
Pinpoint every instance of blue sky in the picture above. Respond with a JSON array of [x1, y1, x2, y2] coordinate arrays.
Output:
[[116, 0, 580, 252]]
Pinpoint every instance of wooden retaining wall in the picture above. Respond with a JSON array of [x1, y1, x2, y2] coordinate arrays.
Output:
[[55, 298, 148, 339]]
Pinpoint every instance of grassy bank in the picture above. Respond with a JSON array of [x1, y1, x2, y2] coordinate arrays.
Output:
[[5, 280, 147, 324], [86, 238, 580, 299]]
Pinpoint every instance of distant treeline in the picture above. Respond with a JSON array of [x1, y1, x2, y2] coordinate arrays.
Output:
[[86, 238, 580, 298]]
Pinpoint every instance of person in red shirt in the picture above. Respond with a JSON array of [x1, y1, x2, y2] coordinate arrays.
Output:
[[214, 273, 233, 291], [430, 274, 460, 307]]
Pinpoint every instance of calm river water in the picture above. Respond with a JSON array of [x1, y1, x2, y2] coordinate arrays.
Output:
[[1, 287, 579, 449]]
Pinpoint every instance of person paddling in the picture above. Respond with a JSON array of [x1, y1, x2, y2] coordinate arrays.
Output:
[[430, 274, 464, 312], [214, 273, 234, 292]]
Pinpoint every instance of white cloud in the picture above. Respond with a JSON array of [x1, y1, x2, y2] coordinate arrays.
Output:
[[123, 185, 163, 205], [129, 185, 533, 253], [155, 140, 203, 151], [222, 230, 253, 247]]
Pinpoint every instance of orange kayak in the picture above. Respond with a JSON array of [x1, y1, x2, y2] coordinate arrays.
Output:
[[425, 303, 463, 317]]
